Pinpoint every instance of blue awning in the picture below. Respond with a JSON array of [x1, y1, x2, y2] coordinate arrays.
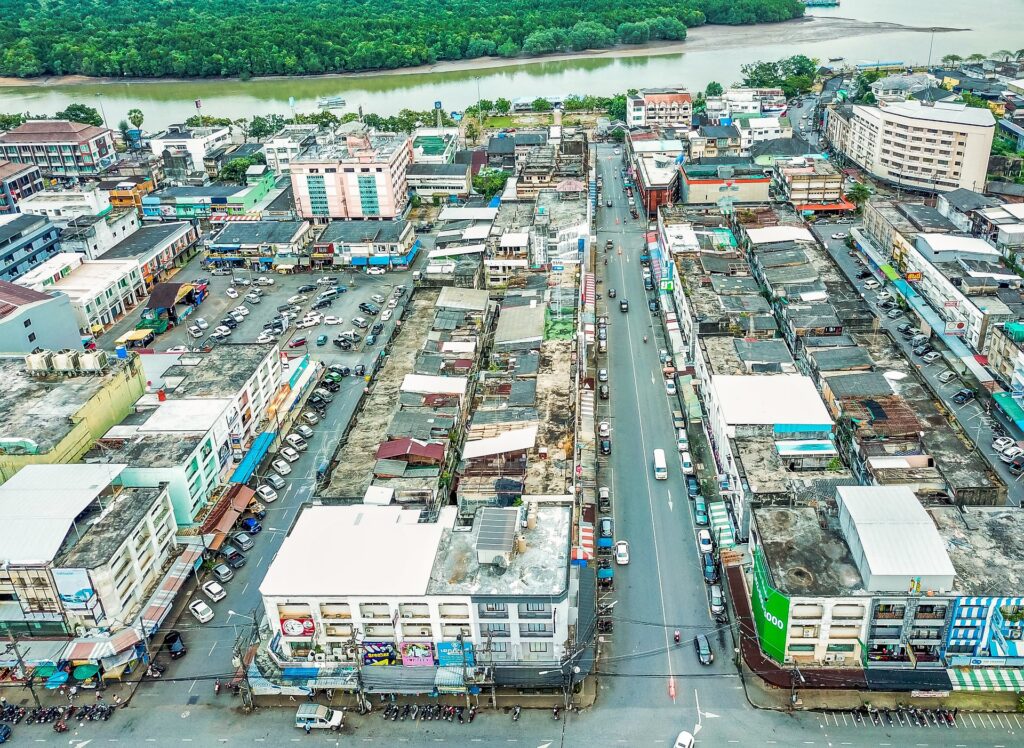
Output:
[[229, 431, 277, 483]]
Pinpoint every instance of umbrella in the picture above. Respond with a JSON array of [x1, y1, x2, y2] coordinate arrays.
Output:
[[44, 670, 69, 689], [33, 664, 57, 679], [73, 664, 100, 680]]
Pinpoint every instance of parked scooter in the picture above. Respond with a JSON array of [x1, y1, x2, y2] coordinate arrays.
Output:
[[511, 705, 522, 721]]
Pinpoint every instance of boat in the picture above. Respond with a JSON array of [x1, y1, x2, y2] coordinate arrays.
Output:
[[317, 96, 346, 109], [829, 56, 844, 62]]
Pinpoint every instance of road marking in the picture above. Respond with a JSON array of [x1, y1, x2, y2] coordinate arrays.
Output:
[[208, 642, 217, 656], [241, 582, 249, 596], [188, 680, 197, 693]]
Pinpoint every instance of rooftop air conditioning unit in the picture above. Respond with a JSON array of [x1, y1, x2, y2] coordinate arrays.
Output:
[[80, 350, 109, 373], [25, 350, 54, 374], [52, 349, 81, 373]]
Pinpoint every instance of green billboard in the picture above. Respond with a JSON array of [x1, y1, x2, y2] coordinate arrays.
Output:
[[751, 547, 790, 664]]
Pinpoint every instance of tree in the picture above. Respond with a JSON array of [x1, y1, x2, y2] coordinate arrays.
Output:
[[532, 97, 552, 112], [495, 97, 511, 115], [0, 112, 25, 130], [472, 168, 509, 199], [219, 156, 257, 183], [127, 108, 144, 130], [465, 122, 480, 144], [961, 92, 993, 110], [247, 114, 286, 140], [846, 182, 872, 211], [185, 115, 233, 127], [1017, 49, 1024, 61], [705, 81, 723, 97], [992, 50, 1014, 61], [477, 99, 494, 114], [117, 118, 131, 143], [966, 53, 987, 63], [617, 22, 651, 45], [56, 103, 103, 127], [941, 54, 962, 67]]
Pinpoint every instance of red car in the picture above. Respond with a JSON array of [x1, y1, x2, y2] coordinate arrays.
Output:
[[288, 337, 307, 348]]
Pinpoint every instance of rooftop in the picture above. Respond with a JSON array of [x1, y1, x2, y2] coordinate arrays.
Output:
[[865, 100, 996, 127], [0, 119, 110, 144], [436, 286, 490, 313], [211, 220, 306, 247], [407, 163, 469, 177], [0, 159, 38, 180], [932, 507, 1024, 595], [317, 220, 409, 245], [56, 485, 166, 569], [161, 344, 274, 399], [898, 202, 957, 232], [0, 213, 49, 244], [0, 280, 51, 317], [711, 374, 832, 426], [87, 429, 204, 467], [941, 188, 1002, 213], [295, 133, 408, 163], [101, 222, 192, 261]]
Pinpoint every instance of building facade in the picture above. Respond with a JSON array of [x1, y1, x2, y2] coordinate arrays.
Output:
[[0, 160, 43, 214], [60, 209, 141, 260], [263, 125, 320, 174], [0, 120, 115, 177], [0, 213, 61, 282], [149, 124, 232, 174], [0, 281, 81, 352], [627, 88, 693, 128]]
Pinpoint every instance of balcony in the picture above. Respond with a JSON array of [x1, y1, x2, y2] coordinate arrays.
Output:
[[399, 604, 430, 620], [873, 609, 905, 620]]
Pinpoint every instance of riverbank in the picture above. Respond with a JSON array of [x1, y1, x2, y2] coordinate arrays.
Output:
[[0, 15, 962, 90]]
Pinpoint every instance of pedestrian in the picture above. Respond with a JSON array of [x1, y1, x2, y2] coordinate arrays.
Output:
[[304, 723, 311, 735], [953, 707, 959, 719], [69, 685, 78, 700], [96, 691, 103, 701]]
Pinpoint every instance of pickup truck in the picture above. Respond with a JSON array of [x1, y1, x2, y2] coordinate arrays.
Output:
[[672, 409, 686, 432]]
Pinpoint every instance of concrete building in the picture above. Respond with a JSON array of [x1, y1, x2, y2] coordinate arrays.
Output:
[[260, 503, 575, 685], [313, 220, 417, 269], [98, 175, 157, 214], [149, 124, 232, 174], [0, 120, 115, 177], [59, 209, 141, 259], [290, 130, 412, 221], [406, 163, 472, 199], [411, 129, 459, 164], [98, 221, 199, 291], [0, 463, 175, 636], [16, 252, 147, 335], [0, 213, 61, 282], [263, 125, 320, 174], [870, 73, 937, 102], [0, 159, 43, 214], [634, 154, 680, 217], [0, 353, 146, 483], [141, 167, 278, 221], [17, 184, 112, 225], [861, 199, 957, 260], [627, 88, 693, 128], [737, 116, 793, 153], [679, 158, 771, 206], [207, 220, 311, 270], [935, 188, 1002, 233], [0, 280, 81, 352], [773, 158, 848, 211], [826, 101, 995, 193]]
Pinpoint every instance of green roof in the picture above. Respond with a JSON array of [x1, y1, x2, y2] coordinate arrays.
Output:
[[413, 135, 448, 156]]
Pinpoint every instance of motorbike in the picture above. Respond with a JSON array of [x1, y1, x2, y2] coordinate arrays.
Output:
[[54, 720, 68, 733], [214, 679, 221, 695], [673, 629, 681, 644], [512, 705, 521, 721], [552, 706, 560, 721]]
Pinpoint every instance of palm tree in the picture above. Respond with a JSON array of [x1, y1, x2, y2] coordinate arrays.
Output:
[[992, 50, 1014, 62], [941, 54, 962, 67], [1016, 49, 1024, 61], [846, 182, 872, 212], [127, 108, 144, 130], [966, 53, 987, 63]]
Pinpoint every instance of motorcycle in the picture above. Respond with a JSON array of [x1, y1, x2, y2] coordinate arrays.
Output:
[[552, 706, 560, 721], [673, 629, 681, 644], [512, 705, 521, 721], [214, 679, 221, 695], [54, 720, 68, 733]]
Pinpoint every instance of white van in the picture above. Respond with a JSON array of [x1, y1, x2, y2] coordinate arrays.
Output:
[[317, 288, 338, 302], [677, 429, 689, 452], [653, 449, 668, 480], [295, 704, 343, 731], [680, 451, 694, 475]]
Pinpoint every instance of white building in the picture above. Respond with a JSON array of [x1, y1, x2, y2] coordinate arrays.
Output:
[[59, 210, 141, 259], [17, 185, 111, 225], [626, 88, 693, 129], [260, 503, 573, 679], [737, 116, 793, 153], [0, 463, 176, 633], [828, 100, 995, 193], [263, 125, 320, 174], [16, 252, 145, 335], [150, 124, 232, 173], [869, 73, 937, 102]]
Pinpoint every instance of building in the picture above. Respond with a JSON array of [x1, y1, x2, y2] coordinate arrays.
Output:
[[0, 463, 175, 636], [142, 167, 278, 221], [773, 158, 849, 212], [203, 142, 264, 179], [260, 503, 576, 686], [406, 163, 472, 199], [869, 73, 937, 102], [825, 101, 995, 193], [97, 221, 199, 291], [935, 188, 1002, 233], [60, 209, 141, 260], [207, 220, 312, 271], [737, 116, 793, 153], [0, 160, 43, 214], [634, 154, 680, 216], [17, 184, 111, 225], [16, 252, 147, 335], [861, 199, 957, 261], [0, 213, 61, 282], [627, 88, 694, 128], [0, 352, 146, 483], [290, 129, 412, 221], [688, 124, 743, 159], [679, 158, 771, 206], [0, 280, 81, 352], [412, 129, 459, 164], [98, 176, 157, 214], [149, 124, 232, 174], [0, 120, 115, 177], [313, 219, 417, 269], [263, 125, 320, 174]]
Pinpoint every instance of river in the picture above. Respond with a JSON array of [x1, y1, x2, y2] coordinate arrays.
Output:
[[0, 0, 1021, 129]]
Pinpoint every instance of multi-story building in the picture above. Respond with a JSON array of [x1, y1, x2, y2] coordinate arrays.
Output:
[[935, 187, 1002, 232], [0, 120, 115, 177], [290, 129, 413, 221], [60, 209, 141, 259], [0, 280, 81, 352], [627, 88, 693, 128], [411, 128, 459, 164], [0, 213, 61, 282], [406, 163, 472, 199], [0, 463, 176, 636], [17, 184, 112, 225], [142, 166, 278, 221], [737, 116, 793, 153], [98, 221, 199, 290], [98, 175, 157, 214], [679, 158, 771, 206], [263, 125, 320, 174], [260, 503, 575, 682], [313, 220, 417, 270], [0, 352, 146, 483], [207, 220, 312, 271], [688, 124, 743, 159], [773, 158, 847, 211], [0, 160, 43, 214], [869, 73, 937, 102], [825, 100, 995, 193], [149, 124, 232, 174], [634, 154, 680, 217], [16, 252, 147, 335]]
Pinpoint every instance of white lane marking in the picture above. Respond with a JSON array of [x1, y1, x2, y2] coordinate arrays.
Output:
[[667, 490, 673, 512], [208, 642, 217, 656], [241, 582, 249, 596], [187, 680, 197, 693]]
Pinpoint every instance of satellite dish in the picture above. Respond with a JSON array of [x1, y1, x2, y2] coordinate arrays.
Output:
[[493, 555, 509, 570]]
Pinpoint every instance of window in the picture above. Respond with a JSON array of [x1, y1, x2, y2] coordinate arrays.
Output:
[[23, 318, 31, 327], [528, 642, 549, 653], [27, 332, 36, 342]]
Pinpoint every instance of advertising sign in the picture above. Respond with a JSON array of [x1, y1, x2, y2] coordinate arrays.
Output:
[[52, 568, 96, 610], [362, 641, 398, 666], [905, 271, 922, 281], [400, 641, 435, 667], [945, 321, 967, 336], [279, 615, 315, 638], [751, 547, 790, 664], [436, 641, 475, 667]]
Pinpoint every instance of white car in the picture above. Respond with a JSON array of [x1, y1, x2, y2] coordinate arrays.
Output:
[[999, 446, 1024, 463], [286, 434, 308, 451], [256, 276, 275, 286], [188, 599, 215, 624], [598, 421, 610, 438], [992, 436, 1016, 453], [598, 368, 608, 382], [226, 287, 239, 298], [287, 294, 307, 304], [301, 412, 320, 426], [187, 326, 203, 337], [863, 279, 880, 290], [681, 451, 694, 474], [256, 484, 279, 503], [166, 345, 190, 353], [303, 313, 323, 325], [665, 378, 677, 395], [233, 306, 249, 316], [271, 459, 292, 475], [674, 731, 695, 748], [381, 309, 393, 321], [294, 318, 315, 330], [831, 232, 847, 240], [367, 266, 386, 275], [256, 332, 275, 344], [213, 325, 232, 337], [195, 317, 209, 330], [613, 148, 621, 155], [202, 580, 227, 602], [280, 446, 301, 463], [324, 315, 341, 325], [387, 298, 399, 309], [614, 540, 630, 565], [697, 529, 714, 554]]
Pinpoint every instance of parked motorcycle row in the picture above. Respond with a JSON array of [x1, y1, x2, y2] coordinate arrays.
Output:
[[0, 701, 116, 732], [379, 703, 479, 724], [842, 704, 958, 728]]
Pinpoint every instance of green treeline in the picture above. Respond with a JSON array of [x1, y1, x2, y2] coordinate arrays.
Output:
[[0, 0, 804, 79]]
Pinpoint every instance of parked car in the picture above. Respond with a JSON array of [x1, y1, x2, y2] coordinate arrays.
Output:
[[163, 630, 187, 659], [354, 364, 366, 377], [264, 472, 287, 489], [232, 531, 255, 551], [311, 298, 333, 310], [245, 292, 262, 304], [256, 276, 275, 286], [333, 338, 352, 350], [1000, 446, 1024, 463], [648, 298, 660, 312], [686, 475, 700, 498], [694, 498, 709, 527], [296, 424, 314, 439], [297, 284, 316, 293], [219, 317, 237, 329], [856, 270, 872, 280], [599, 384, 610, 400], [599, 517, 613, 539], [598, 368, 608, 382], [316, 334, 328, 346], [288, 337, 307, 348], [220, 545, 247, 569], [863, 279, 880, 290], [701, 552, 718, 584], [697, 529, 714, 554], [367, 266, 387, 275], [598, 486, 611, 512], [226, 287, 238, 299], [992, 436, 1016, 453], [212, 564, 234, 583], [202, 580, 227, 602], [271, 459, 292, 475], [694, 634, 714, 665], [286, 434, 308, 451], [352, 316, 369, 329], [709, 584, 725, 616], [886, 308, 904, 319], [922, 351, 941, 364], [912, 344, 934, 357], [301, 412, 320, 426], [189, 599, 215, 623], [951, 388, 975, 405], [614, 540, 630, 565], [598, 421, 610, 438], [365, 334, 378, 346], [665, 378, 677, 396], [600, 438, 612, 455], [381, 309, 393, 321], [324, 315, 341, 325], [256, 484, 278, 503], [239, 517, 262, 534], [937, 370, 958, 384]]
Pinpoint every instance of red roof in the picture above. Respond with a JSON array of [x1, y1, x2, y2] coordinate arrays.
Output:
[[0, 119, 111, 144], [375, 438, 445, 462], [0, 280, 51, 319], [0, 159, 37, 181], [644, 92, 692, 106], [795, 197, 855, 212]]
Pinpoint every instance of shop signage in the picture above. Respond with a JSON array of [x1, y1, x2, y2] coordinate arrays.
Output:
[[279, 616, 315, 637], [400, 641, 435, 667], [436, 641, 475, 667], [362, 641, 398, 666], [751, 547, 790, 664]]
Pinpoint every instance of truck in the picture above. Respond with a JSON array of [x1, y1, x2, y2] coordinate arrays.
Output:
[[295, 704, 343, 732]]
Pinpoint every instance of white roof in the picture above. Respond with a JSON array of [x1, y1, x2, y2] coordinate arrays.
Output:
[[745, 225, 813, 245], [440, 340, 476, 354], [427, 244, 486, 260], [400, 374, 468, 397], [363, 485, 393, 506], [747, 116, 781, 129], [836, 486, 955, 579], [0, 464, 126, 565], [136, 398, 232, 433], [499, 232, 530, 248], [462, 225, 491, 241], [463, 425, 538, 460], [260, 505, 456, 597], [711, 375, 832, 426], [872, 99, 996, 128], [436, 286, 490, 312], [918, 233, 1001, 256], [438, 206, 499, 221]]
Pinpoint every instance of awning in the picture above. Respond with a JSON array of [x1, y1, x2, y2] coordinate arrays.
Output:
[[880, 264, 900, 281], [949, 667, 1024, 691], [62, 627, 142, 663], [708, 501, 736, 549], [72, 664, 100, 680], [572, 523, 595, 565], [597, 567, 614, 579], [138, 547, 204, 633], [45, 671, 69, 689], [434, 666, 466, 694], [229, 431, 277, 483]]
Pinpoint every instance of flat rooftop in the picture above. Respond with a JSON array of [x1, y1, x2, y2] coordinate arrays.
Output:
[[711, 374, 832, 427], [102, 222, 191, 261], [753, 506, 864, 596], [87, 428, 204, 467], [427, 504, 570, 597], [535, 190, 587, 231], [161, 344, 273, 399], [931, 507, 1024, 595], [56, 485, 165, 569]]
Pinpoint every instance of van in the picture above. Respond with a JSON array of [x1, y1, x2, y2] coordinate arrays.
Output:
[[317, 288, 338, 302], [295, 704, 343, 732], [677, 429, 689, 452], [653, 448, 668, 480], [681, 451, 694, 474], [598, 339, 608, 353]]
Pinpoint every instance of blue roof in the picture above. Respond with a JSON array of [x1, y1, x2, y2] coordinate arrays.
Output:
[[229, 431, 277, 484]]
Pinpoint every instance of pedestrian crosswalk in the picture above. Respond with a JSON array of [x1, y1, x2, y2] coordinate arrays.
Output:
[[708, 501, 735, 548]]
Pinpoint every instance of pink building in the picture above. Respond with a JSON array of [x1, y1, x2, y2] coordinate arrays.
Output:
[[290, 131, 412, 221]]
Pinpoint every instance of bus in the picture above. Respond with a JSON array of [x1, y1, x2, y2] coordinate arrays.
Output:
[[653, 449, 668, 480]]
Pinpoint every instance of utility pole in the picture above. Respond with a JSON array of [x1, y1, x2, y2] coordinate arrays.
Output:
[[347, 633, 366, 714], [6, 633, 41, 708]]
